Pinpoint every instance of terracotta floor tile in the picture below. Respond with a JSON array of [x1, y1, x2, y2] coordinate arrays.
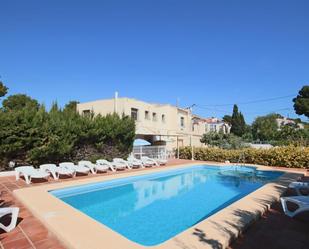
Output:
[[0, 228, 25, 244], [1, 160, 307, 249], [2, 237, 33, 249], [33, 239, 66, 249], [20, 223, 47, 234], [17, 216, 35, 226], [27, 230, 50, 243], [229, 202, 309, 249]]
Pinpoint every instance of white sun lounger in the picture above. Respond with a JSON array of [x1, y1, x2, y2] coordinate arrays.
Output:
[[127, 156, 144, 168], [156, 158, 167, 165], [78, 161, 97, 174], [0, 207, 19, 232], [280, 196, 309, 217], [141, 156, 159, 167], [59, 162, 90, 175], [288, 182, 309, 196], [40, 164, 75, 180], [96, 159, 114, 172], [15, 166, 50, 184], [112, 158, 130, 171]]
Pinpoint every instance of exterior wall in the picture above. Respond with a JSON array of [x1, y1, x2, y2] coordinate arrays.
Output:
[[276, 117, 305, 130], [76, 99, 116, 116], [77, 98, 206, 150], [205, 122, 231, 134]]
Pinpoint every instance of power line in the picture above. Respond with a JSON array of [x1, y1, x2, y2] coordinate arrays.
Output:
[[195, 105, 230, 113], [195, 105, 294, 116], [241, 108, 293, 115], [196, 94, 295, 107]]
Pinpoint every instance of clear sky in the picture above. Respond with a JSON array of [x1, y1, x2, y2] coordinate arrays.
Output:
[[1, 0, 308, 123]]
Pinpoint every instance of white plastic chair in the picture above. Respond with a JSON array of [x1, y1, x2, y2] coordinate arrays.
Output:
[[59, 162, 90, 175], [280, 196, 309, 217], [112, 158, 130, 170], [40, 164, 75, 180], [141, 156, 159, 167], [15, 166, 50, 184], [78, 161, 97, 174], [156, 158, 167, 165], [96, 159, 114, 172], [0, 207, 19, 232], [127, 156, 144, 168]]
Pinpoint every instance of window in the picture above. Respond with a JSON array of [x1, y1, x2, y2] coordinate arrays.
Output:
[[161, 114, 166, 123], [131, 108, 138, 121], [152, 112, 157, 121], [210, 124, 216, 132], [145, 111, 150, 120], [180, 117, 185, 128], [82, 110, 91, 116]]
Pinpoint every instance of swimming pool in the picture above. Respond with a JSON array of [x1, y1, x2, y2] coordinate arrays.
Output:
[[51, 165, 282, 246]]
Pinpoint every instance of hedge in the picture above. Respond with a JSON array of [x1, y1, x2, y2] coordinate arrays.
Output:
[[179, 146, 309, 168], [0, 104, 135, 170]]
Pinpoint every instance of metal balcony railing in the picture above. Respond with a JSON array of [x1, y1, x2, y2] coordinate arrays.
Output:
[[132, 145, 173, 159]]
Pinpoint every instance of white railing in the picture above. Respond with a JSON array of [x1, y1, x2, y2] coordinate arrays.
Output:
[[132, 146, 173, 160]]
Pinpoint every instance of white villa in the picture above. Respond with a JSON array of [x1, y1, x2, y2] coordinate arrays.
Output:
[[204, 117, 231, 134], [77, 95, 230, 152], [276, 117, 305, 130]]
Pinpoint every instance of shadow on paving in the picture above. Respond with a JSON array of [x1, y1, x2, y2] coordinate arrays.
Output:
[[188, 173, 308, 249], [228, 202, 309, 249], [192, 228, 224, 249]]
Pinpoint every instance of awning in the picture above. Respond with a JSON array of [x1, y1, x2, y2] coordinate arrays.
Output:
[[133, 139, 151, 146]]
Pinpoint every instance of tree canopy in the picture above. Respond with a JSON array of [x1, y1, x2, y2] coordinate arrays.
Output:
[[275, 123, 309, 146], [0, 81, 8, 98], [2, 94, 39, 112], [201, 131, 247, 149], [230, 104, 246, 136], [0, 96, 135, 168], [222, 115, 232, 125], [293, 85, 309, 118], [251, 114, 279, 141], [63, 101, 79, 113]]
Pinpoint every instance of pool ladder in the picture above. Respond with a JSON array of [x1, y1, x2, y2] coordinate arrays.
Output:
[[237, 152, 245, 166]]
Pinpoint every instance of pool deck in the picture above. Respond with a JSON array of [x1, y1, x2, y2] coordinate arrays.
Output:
[[0, 160, 307, 249]]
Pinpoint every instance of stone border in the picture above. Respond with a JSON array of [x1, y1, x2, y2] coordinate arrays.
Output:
[[13, 163, 302, 249], [0, 171, 15, 177]]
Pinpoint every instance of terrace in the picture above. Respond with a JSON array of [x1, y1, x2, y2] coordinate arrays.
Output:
[[0, 159, 308, 249]]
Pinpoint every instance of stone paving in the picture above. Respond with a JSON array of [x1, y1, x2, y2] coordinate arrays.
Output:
[[229, 201, 309, 249], [0, 159, 191, 249], [0, 160, 307, 249]]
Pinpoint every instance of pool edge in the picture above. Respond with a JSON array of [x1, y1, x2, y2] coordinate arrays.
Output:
[[13, 162, 303, 249]]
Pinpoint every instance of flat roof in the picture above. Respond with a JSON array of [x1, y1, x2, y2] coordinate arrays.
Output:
[[78, 97, 216, 122]]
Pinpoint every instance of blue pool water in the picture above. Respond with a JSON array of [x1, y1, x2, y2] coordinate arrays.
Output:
[[51, 165, 282, 246]]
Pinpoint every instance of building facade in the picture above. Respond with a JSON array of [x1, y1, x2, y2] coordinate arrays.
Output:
[[77, 96, 230, 151], [276, 117, 305, 130], [204, 117, 231, 134]]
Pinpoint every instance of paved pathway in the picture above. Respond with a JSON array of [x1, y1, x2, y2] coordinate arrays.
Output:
[[0, 160, 307, 249], [229, 201, 309, 249], [0, 159, 190, 249]]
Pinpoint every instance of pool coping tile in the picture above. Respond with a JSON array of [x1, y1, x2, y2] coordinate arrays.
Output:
[[12, 162, 303, 249]]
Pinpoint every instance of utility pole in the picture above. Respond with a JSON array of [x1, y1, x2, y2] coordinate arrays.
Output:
[[186, 104, 196, 161]]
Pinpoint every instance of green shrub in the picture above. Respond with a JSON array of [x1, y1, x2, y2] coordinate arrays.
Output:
[[179, 146, 309, 168], [0, 102, 135, 169]]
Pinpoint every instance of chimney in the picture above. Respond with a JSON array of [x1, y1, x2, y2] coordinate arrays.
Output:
[[114, 91, 118, 113]]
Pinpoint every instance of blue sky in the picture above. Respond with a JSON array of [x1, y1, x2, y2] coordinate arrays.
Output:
[[0, 0, 308, 123]]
